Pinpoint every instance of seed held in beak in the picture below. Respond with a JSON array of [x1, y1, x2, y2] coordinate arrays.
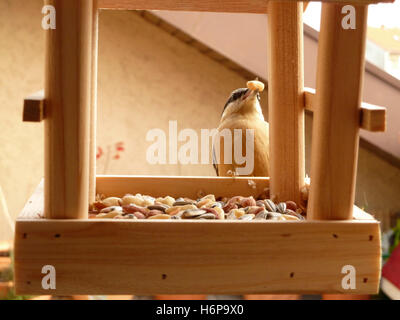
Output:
[[247, 80, 265, 92]]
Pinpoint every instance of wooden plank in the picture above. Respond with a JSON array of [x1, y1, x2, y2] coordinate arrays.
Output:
[[44, 0, 94, 219], [308, 4, 368, 220], [304, 88, 386, 132], [14, 218, 381, 295], [98, 0, 393, 12], [96, 175, 270, 199], [99, 0, 270, 13], [267, 1, 305, 204], [23, 90, 45, 122]]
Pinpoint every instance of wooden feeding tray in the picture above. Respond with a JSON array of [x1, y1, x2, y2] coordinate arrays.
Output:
[[15, 176, 380, 295], [15, 0, 391, 296]]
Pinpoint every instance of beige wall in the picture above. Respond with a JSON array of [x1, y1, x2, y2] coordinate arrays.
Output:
[[0, 0, 265, 239], [0, 0, 399, 240]]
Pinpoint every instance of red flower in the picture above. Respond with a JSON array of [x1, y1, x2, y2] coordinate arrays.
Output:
[[96, 147, 104, 159], [113, 154, 121, 160], [115, 142, 125, 152]]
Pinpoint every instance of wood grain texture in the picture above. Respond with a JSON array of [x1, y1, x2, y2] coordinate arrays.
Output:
[[44, 0, 94, 219], [99, 0, 270, 13], [96, 175, 270, 199], [14, 218, 381, 295], [308, 4, 368, 220], [14, 178, 381, 294], [23, 90, 45, 122], [89, 0, 99, 204], [360, 102, 386, 132], [267, 1, 305, 204], [304, 88, 386, 132], [98, 0, 393, 12]]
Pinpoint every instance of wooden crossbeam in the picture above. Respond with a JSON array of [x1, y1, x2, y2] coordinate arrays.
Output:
[[23, 88, 387, 132], [304, 88, 386, 132], [98, 0, 393, 12]]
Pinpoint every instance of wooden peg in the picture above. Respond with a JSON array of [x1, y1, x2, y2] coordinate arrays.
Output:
[[23, 90, 45, 122], [360, 102, 386, 132], [304, 88, 386, 132]]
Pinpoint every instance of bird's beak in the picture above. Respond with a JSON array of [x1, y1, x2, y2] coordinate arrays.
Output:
[[243, 88, 258, 101]]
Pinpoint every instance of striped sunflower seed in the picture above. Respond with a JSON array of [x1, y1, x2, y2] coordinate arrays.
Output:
[[277, 202, 287, 214], [264, 199, 277, 212], [195, 213, 216, 220], [147, 205, 169, 212], [182, 209, 207, 219], [255, 211, 269, 220]]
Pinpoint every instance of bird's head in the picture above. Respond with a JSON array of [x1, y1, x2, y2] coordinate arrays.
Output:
[[221, 85, 264, 122]]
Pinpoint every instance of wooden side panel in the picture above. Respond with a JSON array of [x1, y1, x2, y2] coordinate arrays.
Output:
[[267, 1, 305, 204], [96, 175, 270, 199], [14, 219, 381, 295]]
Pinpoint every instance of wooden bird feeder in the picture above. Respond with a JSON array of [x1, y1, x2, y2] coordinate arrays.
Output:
[[15, 0, 391, 295]]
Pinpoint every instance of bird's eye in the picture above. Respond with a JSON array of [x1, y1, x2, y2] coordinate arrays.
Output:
[[257, 93, 261, 102]]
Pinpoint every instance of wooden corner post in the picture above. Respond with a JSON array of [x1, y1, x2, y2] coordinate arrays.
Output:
[[267, 1, 305, 204], [308, 4, 368, 220], [44, 0, 95, 219], [90, 0, 99, 204]]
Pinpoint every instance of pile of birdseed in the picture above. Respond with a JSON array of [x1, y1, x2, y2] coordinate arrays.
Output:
[[90, 194, 305, 221]]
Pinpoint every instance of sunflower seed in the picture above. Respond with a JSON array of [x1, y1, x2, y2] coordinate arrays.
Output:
[[239, 214, 255, 221], [148, 214, 171, 220], [182, 210, 207, 219], [282, 214, 300, 221], [256, 200, 266, 208], [265, 199, 277, 212], [147, 205, 169, 212], [173, 201, 195, 206], [284, 209, 305, 220], [100, 206, 123, 214], [255, 211, 269, 220], [277, 202, 287, 214], [266, 212, 283, 220], [195, 213, 216, 220], [211, 202, 223, 209]]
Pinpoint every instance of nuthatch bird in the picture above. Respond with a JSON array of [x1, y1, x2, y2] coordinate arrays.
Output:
[[213, 80, 270, 177]]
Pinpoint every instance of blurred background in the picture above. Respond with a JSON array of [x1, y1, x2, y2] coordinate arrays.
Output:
[[0, 0, 399, 300]]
